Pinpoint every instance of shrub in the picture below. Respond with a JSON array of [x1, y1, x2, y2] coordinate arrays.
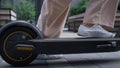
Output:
[[2, 3, 13, 9], [70, 0, 89, 16], [1, 0, 35, 21], [16, 0, 35, 20]]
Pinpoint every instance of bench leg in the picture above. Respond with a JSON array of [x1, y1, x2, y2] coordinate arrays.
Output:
[[68, 23, 71, 31], [73, 22, 76, 32]]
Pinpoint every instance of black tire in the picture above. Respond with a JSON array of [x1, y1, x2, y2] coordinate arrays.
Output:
[[0, 26, 39, 66]]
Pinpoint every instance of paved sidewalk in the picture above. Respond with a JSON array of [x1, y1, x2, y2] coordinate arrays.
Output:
[[60, 28, 81, 38]]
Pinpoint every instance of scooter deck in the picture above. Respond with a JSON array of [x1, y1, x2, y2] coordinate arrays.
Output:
[[31, 37, 120, 42], [23, 38, 120, 54]]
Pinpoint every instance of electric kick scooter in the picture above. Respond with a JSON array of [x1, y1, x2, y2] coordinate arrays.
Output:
[[0, 21, 120, 66]]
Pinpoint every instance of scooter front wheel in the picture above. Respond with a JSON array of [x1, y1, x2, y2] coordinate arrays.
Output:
[[0, 26, 38, 66]]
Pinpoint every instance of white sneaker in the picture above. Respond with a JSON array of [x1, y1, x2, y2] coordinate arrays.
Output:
[[78, 24, 116, 38]]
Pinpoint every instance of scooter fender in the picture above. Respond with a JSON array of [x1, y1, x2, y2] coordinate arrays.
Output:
[[0, 20, 43, 39]]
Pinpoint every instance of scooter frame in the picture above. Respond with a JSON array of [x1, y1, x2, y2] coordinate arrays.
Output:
[[0, 21, 120, 66]]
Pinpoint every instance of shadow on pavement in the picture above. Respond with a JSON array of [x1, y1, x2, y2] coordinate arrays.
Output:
[[2, 54, 120, 68], [27, 56, 120, 67]]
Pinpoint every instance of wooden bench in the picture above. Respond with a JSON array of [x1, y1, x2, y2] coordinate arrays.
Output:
[[68, 13, 84, 32], [68, 13, 120, 32], [0, 8, 17, 27]]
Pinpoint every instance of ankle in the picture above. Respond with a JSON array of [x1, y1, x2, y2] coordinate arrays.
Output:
[[83, 23, 94, 28], [101, 25, 113, 31]]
